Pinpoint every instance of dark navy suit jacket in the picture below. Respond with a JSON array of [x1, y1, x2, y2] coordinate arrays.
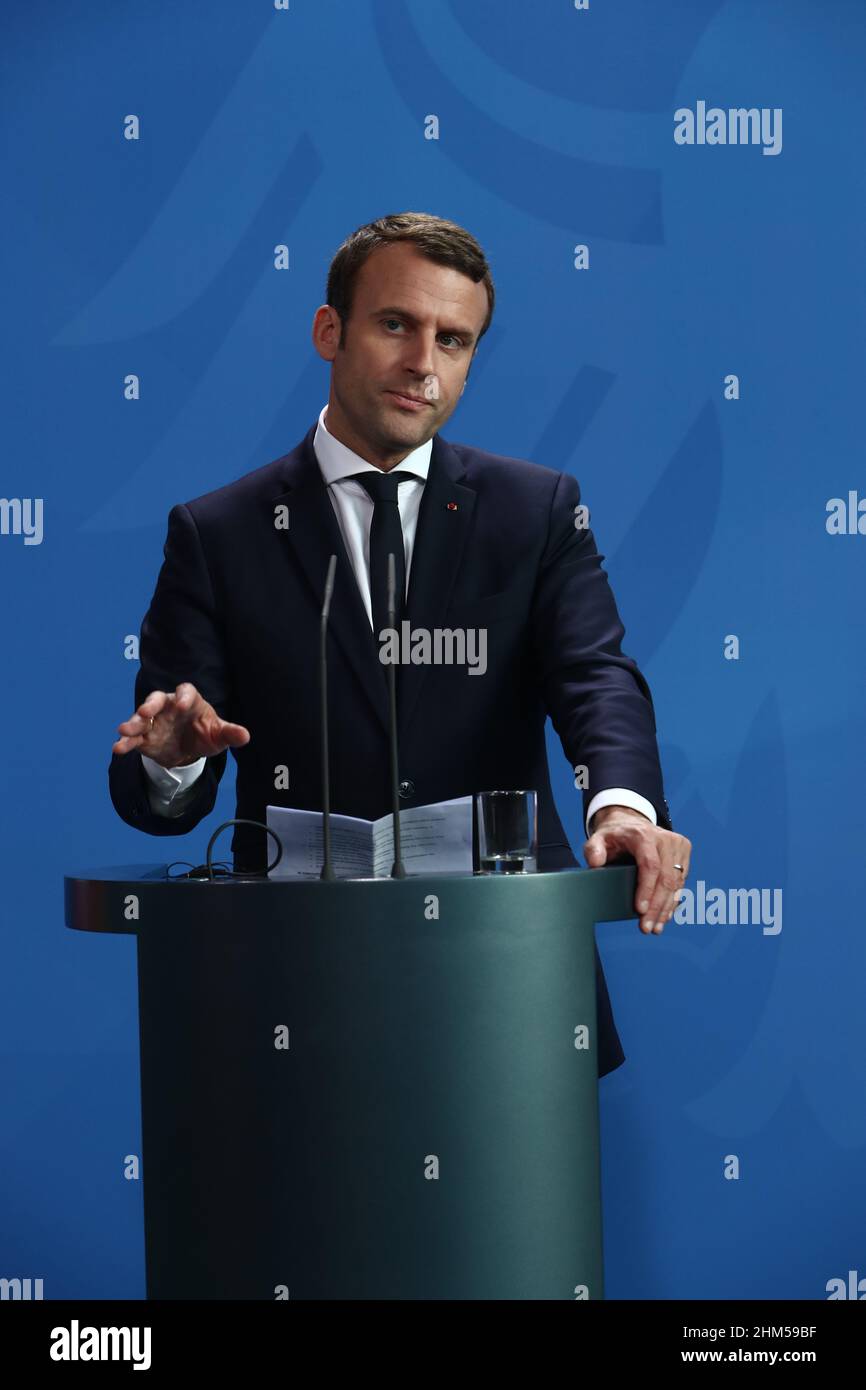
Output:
[[108, 421, 672, 1076]]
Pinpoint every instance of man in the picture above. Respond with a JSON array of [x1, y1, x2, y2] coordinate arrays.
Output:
[[110, 212, 692, 1077]]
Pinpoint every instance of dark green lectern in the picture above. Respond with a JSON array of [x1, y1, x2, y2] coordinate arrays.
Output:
[[64, 865, 636, 1300]]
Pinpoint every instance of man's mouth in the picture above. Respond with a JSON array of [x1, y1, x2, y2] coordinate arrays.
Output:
[[385, 390, 431, 412]]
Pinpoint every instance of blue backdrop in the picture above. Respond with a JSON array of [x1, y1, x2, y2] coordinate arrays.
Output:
[[2, 0, 864, 1300]]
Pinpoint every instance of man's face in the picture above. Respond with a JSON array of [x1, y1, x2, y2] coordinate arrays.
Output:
[[313, 241, 489, 468]]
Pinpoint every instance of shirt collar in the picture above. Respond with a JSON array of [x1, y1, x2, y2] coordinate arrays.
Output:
[[313, 403, 432, 485]]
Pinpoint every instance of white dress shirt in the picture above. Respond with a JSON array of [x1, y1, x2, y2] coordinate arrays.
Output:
[[141, 404, 657, 837]]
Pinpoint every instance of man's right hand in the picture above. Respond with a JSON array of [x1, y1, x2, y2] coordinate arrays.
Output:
[[112, 682, 251, 769]]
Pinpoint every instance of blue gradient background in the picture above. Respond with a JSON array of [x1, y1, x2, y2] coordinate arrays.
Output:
[[1, 0, 864, 1299]]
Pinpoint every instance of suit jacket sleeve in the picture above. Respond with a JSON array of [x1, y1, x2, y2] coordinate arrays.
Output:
[[530, 469, 672, 833], [108, 502, 232, 836]]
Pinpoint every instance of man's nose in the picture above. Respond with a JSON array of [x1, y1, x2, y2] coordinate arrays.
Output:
[[402, 330, 438, 377]]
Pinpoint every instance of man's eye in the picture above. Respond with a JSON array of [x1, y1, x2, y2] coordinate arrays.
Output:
[[382, 319, 461, 348]]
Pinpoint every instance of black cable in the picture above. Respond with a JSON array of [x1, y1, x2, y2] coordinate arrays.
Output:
[[163, 817, 283, 881]]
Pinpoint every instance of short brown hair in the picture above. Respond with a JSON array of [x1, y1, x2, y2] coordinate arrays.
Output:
[[326, 211, 495, 351]]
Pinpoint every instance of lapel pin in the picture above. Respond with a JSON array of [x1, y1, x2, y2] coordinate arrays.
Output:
[[446, 501, 458, 511]]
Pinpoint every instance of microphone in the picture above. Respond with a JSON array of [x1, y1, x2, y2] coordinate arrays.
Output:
[[386, 552, 406, 878], [319, 554, 337, 881]]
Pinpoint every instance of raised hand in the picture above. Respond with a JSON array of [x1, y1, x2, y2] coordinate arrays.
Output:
[[112, 682, 250, 769]]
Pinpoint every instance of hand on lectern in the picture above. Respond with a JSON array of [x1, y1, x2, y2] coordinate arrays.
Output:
[[112, 682, 251, 767], [583, 805, 692, 938]]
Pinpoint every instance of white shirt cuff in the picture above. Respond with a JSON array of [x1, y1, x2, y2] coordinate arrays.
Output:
[[585, 789, 658, 839], [141, 754, 207, 815]]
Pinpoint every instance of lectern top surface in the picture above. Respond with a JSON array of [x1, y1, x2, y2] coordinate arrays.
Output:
[[64, 863, 585, 884]]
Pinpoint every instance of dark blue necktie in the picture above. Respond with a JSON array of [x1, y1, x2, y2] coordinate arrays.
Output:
[[351, 471, 412, 638]]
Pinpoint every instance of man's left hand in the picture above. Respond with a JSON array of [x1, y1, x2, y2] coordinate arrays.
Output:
[[582, 805, 692, 935]]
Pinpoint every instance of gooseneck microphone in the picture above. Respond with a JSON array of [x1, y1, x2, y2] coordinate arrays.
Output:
[[319, 554, 337, 881], [386, 552, 406, 879]]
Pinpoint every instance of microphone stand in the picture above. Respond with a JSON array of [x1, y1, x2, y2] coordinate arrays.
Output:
[[386, 552, 406, 878], [319, 554, 337, 881]]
